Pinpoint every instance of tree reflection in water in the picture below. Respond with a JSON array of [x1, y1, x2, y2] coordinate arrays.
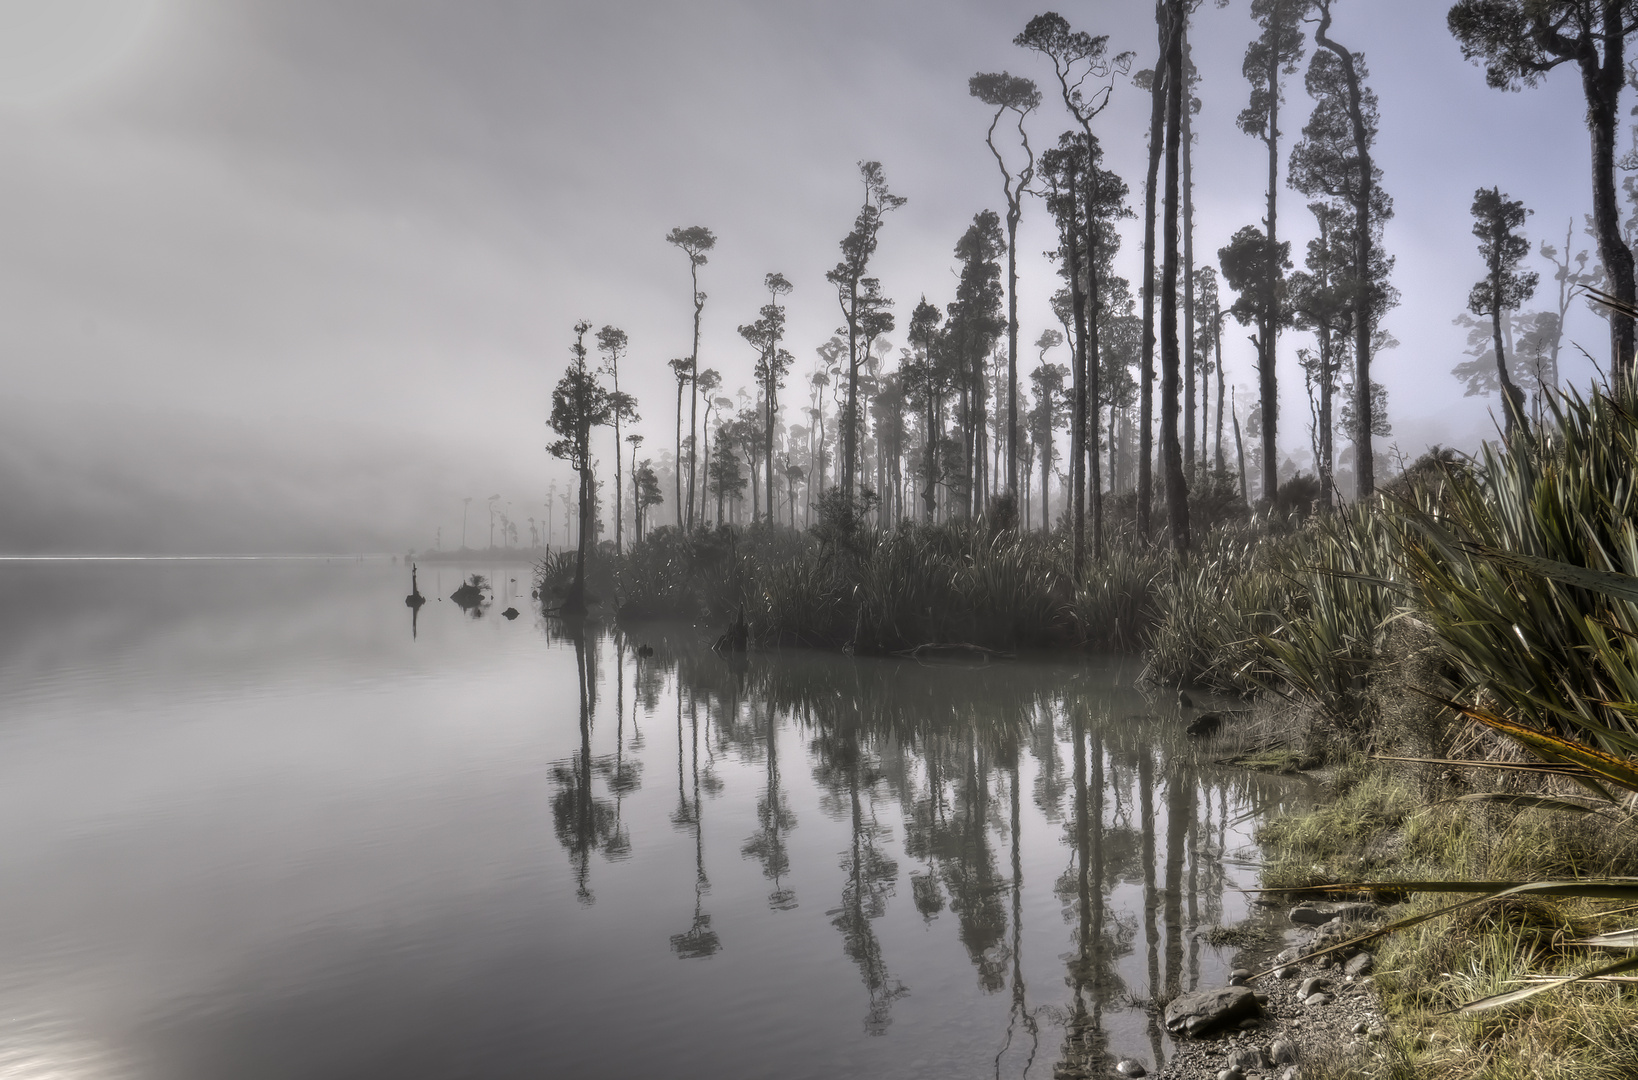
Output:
[[549, 621, 625, 905], [543, 625, 1311, 1073]]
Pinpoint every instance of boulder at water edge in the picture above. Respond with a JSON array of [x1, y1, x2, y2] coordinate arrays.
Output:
[[1163, 986, 1260, 1037]]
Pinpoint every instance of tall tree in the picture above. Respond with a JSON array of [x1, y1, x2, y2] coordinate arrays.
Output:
[[1135, 22, 1168, 538], [1449, 0, 1638, 383], [946, 211, 1006, 517], [1040, 137, 1091, 567], [827, 162, 906, 505], [1017, 13, 1132, 559], [1029, 329, 1069, 531], [597, 326, 637, 553], [1288, 202, 1350, 506], [548, 322, 612, 613], [1194, 265, 1225, 471], [667, 357, 690, 526], [695, 369, 723, 522], [970, 71, 1042, 501], [665, 226, 716, 530], [1218, 227, 1291, 505], [740, 272, 795, 523], [1181, 22, 1202, 477], [1159, 0, 1191, 552], [904, 298, 947, 522], [1237, 0, 1306, 504], [1468, 187, 1538, 438], [1300, 0, 1391, 495]]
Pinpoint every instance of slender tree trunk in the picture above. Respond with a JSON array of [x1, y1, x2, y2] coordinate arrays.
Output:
[[1160, 2, 1190, 554], [1084, 200, 1104, 560], [844, 282, 859, 505], [1314, 7, 1379, 498], [1065, 155, 1089, 578], [1041, 415, 1052, 532], [1140, 26, 1166, 538], [1232, 390, 1247, 504], [1007, 209, 1021, 499], [1491, 270, 1527, 439], [612, 368, 624, 555], [1318, 331, 1335, 506], [1259, 10, 1282, 507], [1181, 20, 1196, 477], [1585, 8, 1635, 386], [688, 264, 703, 530], [765, 384, 776, 525], [571, 459, 592, 611], [674, 378, 684, 527], [1214, 317, 1226, 472]]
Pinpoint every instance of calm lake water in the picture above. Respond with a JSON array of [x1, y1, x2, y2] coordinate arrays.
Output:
[[0, 557, 1309, 1080]]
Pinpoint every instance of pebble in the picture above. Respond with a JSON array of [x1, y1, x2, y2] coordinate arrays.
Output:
[[1352, 1021, 1369, 1035], [1297, 976, 1330, 1000], [1282, 1069, 1299, 1080], [1229, 967, 1252, 986], [1345, 952, 1375, 977], [1226, 1047, 1265, 1071], [1115, 1059, 1147, 1078], [1215, 1069, 1243, 1080], [1303, 992, 1334, 1007], [1270, 1038, 1298, 1064]]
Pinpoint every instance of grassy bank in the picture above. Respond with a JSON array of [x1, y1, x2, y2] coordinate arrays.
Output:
[[1254, 752, 1638, 1080]]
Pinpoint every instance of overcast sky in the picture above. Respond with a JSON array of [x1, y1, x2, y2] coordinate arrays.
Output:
[[0, 0, 1613, 554]]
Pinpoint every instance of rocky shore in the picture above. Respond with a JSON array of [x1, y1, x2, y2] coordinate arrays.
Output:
[[1150, 903, 1391, 1080]]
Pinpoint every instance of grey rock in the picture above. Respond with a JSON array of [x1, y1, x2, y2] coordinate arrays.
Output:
[[1270, 1039, 1298, 1065], [1229, 967, 1253, 986], [1311, 920, 1356, 958], [1288, 902, 1337, 925], [1303, 992, 1334, 1007], [1227, 1047, 1265, 1071], [1290, 900, 1380, 925], [1273, 966, 1297, 980], [1283, 1069, 1300, 1080], [1345, 952, 1375, 977], [1297, 976, 1331, 1000], [1273, 947, 1304, 966], [1238, 1018, 1260, 1030], [1164, 986, 1262, 1037], [1252, 991, 1270, 1005], [1215, 1070, 1244, 1080], [1115, 1060, 1147, 1078]]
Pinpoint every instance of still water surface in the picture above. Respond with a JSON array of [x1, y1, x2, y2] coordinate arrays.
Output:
[[0, 558, 1307, 1080]]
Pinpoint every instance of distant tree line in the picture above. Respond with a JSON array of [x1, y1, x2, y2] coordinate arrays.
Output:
[[542, 1, 1638, 602]]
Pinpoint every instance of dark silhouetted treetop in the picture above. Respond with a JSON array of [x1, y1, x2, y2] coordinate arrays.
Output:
[[1468, 188, 1538, 319], [1466, 186, 1537, 433], [664, 225, 716, 266], [1014, 13, 1134, 122], [549, 322, 612, 472], [1238, 0, 1308, 141], [1288, 51, 1387, 218], [970, 71, 1042, 116], [1447, 0, 1638, 89], [1218, 226, 1292, 332]]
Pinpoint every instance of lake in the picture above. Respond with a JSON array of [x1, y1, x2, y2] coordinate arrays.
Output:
[[0, 557, 1308, 1079]]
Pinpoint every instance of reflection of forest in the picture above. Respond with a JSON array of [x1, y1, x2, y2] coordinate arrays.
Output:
[[546, 625, 1306, 1072]]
